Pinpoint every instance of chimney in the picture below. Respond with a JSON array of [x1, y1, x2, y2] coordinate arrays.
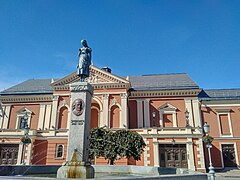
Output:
[[101, 67, 112, 73]]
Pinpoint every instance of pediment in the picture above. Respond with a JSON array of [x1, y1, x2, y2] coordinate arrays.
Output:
[[158, 103, 177, 110], [16, 107, 32, 114], [51, 65, 129, 87]]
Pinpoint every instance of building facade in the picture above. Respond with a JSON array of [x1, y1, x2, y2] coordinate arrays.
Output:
[[0, 65, 239, 171]]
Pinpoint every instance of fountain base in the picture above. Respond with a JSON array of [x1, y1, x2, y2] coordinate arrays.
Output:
[[57, 164, 94, 179]]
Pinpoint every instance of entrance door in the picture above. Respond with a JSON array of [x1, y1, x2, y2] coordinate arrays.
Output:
[[159, 144, 188, 168], [0, 144, 19, 165], [222, 144, 237, 167]]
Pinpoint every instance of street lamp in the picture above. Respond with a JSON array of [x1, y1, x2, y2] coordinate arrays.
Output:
[[152, 112, 156, 127], [203, 122, 215, 180], [20, 112, 31, 165], [185, 109, 191, 128]]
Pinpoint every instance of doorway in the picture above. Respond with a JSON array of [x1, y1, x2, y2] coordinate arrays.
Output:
[[159, 144, 188, 168]]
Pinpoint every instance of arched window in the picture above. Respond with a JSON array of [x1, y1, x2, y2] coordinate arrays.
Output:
[[55, 144, 64, 159], [58, 107, 68, 129], [110, 105, 120, 128]]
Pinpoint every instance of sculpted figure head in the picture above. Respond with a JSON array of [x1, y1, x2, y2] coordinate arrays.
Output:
[[72, 99, 84, 116]]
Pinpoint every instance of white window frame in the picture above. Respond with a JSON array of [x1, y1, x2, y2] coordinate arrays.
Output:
[[55, 144, 64, 159], [15, 108, 32, 129], [158, 103, 177, 127], [216, 109, 233, 137], [219, 142, 239, 169]]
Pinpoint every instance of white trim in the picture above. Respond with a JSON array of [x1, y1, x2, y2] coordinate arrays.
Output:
[[55, 144, 64, 159], [108, 101, 122, 128], [159, 103, 177, 128], [144, 99, 150, 128], [217, 112, 233, 137], [202, 104, 240, 107], [91, 106, 100, 127], [137, 100, 143, 128], [219, 142, 239, 168]]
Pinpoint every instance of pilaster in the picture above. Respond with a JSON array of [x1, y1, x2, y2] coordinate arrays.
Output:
[[102, 94, 109, 127], [137, 99, 143, 128], [144, 99, 150, 128], [2, 105, 11, 129], [192, 98, 201, 127], [50, 95, 59, 129], [120, 93, 128, 128], [38, 104, 46, 130], [153, 138, 159, 166], [44, 104, 52, 130], [187, 138, 195, 171], [185, 99, 194, 127]]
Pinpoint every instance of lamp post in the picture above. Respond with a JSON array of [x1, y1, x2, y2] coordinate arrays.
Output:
[[21, 112, 31, 165], [152, 112, 156, 127], [203, 122, 215, 180]]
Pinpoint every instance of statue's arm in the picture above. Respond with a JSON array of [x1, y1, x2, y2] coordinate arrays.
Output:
[[89, 48, 92, 64]]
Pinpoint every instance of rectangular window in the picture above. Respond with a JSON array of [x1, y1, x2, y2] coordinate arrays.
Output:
[[219, 114, 231, 135], [163, 114, 173, 127], [55, 144, 64, 159]]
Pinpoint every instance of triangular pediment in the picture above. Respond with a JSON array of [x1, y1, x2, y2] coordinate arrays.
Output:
[[158, 103, 177, 110], [51, 65, 129, 87], [16, 107, 32, 114]]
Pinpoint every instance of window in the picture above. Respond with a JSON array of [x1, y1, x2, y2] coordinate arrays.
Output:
[[55, 144, 64, 159]]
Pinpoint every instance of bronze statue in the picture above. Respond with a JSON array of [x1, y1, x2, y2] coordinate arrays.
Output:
[[77, 40, 92, 81]]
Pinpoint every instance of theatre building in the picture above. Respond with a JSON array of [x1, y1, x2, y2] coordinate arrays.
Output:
[[0, 65, 239, 172]]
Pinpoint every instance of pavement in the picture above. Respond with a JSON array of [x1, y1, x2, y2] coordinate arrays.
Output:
[[214, 168, 240, 180]]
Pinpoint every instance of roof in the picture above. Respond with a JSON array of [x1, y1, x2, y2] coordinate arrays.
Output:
[[0, 79, 54, 95], [128, 73, 199, 91], [199, 89, 240, 100]]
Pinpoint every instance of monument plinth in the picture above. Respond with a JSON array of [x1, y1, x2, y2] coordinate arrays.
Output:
[[57, 82, 94, 178], [57, 40, 94, 178]]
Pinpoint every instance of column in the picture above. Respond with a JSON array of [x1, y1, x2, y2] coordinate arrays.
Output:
[[17, 143, 23, 165], [2, 105, 11, 129], [120, 93, 128, 128], [50, 95, 59, 129], [159, 110, 163, 127], [102, 94, 109, 127], [144, 99, 150, 128], [44, 104, 52, 129], [153, 139, 159, 166], [185, 98, 194, 127], [187, 138, 195, 171], [38, 104, 46, 130], [192, 98, 201, 127], [137, 99, 143, 128], [26, 143, 33, 165], [0, 105, 3, 128], [173, 112, 177, 127]]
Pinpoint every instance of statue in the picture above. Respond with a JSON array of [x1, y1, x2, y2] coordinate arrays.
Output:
[[77, 39, 92, 81], [72, 99, 84, 116]]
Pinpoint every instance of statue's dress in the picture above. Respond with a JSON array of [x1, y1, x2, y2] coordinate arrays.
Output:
[[78, 47, 91, 78]]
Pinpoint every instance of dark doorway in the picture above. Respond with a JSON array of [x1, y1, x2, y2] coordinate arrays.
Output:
[[0, 144, 19, 165], [222, 144, 237, 167], [159, 144, 188, 168]]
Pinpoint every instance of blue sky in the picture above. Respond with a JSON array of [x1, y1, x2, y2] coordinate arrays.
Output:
[[0, 0, 240, 91]]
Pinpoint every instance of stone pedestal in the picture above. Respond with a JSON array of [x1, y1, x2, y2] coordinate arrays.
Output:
[[57, 82, 94, 179]]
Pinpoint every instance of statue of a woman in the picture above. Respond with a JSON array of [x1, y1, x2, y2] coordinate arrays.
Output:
[[77, 40, 92, 81]]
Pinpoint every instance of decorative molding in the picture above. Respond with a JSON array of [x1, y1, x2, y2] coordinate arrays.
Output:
[[51, 65, 130, 90], [129, 89, 201, 98], [0, 95, 52, 103]]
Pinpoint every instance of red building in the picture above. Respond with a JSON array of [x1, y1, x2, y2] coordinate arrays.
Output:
[[0, 65, 239, 171]]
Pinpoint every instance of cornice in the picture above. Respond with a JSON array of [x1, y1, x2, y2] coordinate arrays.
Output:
[[0, 94, 53, 103], [53, 83, 131, 91], [129, 89, 201, 98]]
